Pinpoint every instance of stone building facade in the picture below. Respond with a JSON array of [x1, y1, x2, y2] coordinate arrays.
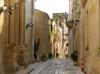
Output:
[[51, 13, 68, 58], [68, 0, 100, 74], [34, 9, 51, 61], [79, 0, 100, 74], [67, 0, 81, 57], [0, 0, 34, 74]]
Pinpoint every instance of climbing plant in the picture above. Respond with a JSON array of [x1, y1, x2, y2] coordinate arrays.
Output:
[[34, 38, 40, 59]]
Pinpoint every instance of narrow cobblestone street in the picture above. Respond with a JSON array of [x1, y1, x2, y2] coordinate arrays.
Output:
[[29, 58, 84, 74], [1, 0, 100, 74]]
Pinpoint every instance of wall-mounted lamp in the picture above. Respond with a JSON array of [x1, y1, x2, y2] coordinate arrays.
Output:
[[0, 5, 14, 14], [26, 23, 33, 30], [0, 5, 7, 14]]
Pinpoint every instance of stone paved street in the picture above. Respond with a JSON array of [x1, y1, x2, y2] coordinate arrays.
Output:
[[30, 58, 84, 74]]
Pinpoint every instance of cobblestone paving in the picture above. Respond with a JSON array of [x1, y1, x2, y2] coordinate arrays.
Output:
[[30, 58, 84, 74]]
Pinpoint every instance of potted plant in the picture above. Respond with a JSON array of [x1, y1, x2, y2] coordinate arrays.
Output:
[[41, 54, 47, 61], [56, 53, 59, 58], [48, 52, 53, 59], [71, 50, 78, 65]]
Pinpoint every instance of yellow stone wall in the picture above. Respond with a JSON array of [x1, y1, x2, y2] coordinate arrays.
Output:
[[34, 9, 50, 60], [79, 0, 100, 74], [0, 0, 34, 73], [0, 0, 5, 73]]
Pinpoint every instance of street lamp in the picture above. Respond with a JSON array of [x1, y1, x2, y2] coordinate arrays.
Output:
[[26, 23, 33, 30], [64, 12, 68, 23]]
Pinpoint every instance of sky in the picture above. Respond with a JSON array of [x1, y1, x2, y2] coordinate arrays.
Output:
[[35, 0, 69, 18]]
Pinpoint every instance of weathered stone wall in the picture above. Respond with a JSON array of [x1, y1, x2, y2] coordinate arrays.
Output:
[[0, 0, 18, 74], [0, 0, 34, 74], [34, 9, 50, 60], [79, 0, 100, 74], [0, 0, 5, 73]]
